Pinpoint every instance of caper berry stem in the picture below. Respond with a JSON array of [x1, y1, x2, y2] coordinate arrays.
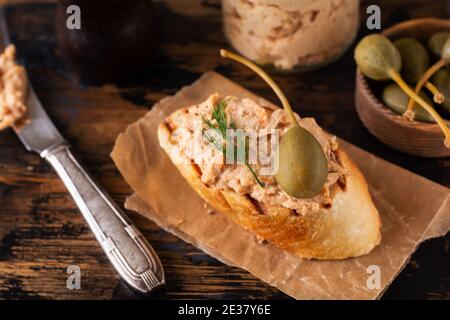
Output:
[[220, 49, 298, 127], [424, 81, 444, 104], [405, 59, 447, 117], [390, 70, 450, 147]]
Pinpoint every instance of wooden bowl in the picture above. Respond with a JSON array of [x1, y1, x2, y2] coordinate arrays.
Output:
[[355, 18, 450, 157]]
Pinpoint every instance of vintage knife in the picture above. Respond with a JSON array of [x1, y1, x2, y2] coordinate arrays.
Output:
[[0, 7, 164, 293]]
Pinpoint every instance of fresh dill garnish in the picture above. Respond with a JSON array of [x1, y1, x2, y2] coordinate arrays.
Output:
[[201, 99, 265, 187]]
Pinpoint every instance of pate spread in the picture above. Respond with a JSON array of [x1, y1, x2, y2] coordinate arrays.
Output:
[[0, 45, 27, 131], [168, 94, 346, 215], [222, 0, 359, 70]]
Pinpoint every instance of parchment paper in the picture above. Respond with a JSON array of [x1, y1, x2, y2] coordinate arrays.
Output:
[[111, 72, 450, 300]]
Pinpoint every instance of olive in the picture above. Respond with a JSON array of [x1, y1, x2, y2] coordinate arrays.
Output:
[[274, 126, 328, 198], [394, 38, 430, 83], [220, 49, 328, 198], [354, 34, 402, 81], [428, 32, 450, 57], [382, 84, 435, 123], [432, 69, 450, 114]]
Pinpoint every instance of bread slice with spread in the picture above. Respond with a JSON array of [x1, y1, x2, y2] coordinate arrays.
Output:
[[158, 93, 381, 260]]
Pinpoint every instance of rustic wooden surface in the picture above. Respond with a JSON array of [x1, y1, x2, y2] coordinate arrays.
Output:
[[0, 0, 448, 300]]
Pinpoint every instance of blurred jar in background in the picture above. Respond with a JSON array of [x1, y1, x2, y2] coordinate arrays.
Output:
[[222, 0, 360, 72], [56, 0, 159, 83]]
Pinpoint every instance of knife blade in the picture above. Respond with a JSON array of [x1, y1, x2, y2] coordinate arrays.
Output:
[[16, 86, 66, 154], [0, 6, 165, 294]]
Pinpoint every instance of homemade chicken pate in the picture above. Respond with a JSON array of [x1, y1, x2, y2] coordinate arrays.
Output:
[[167, 94, 346, 215], [0, 45, 27, 131], [222, 0, 359, 71]]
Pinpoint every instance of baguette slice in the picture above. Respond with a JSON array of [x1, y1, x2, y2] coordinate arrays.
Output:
[[158, 99, 381, 260]]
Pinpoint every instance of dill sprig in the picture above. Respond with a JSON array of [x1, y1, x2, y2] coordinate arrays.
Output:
[[202, 99, 265, 187]]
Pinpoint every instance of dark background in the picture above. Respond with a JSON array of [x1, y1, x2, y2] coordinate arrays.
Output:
[[0, 0, 448, 299]]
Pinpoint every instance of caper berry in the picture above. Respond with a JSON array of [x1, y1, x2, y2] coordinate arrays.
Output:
[[394, 38, 430, 83], [382, 84, 435, 123]]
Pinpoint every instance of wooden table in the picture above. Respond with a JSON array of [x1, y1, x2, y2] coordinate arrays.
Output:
[[0, 0, 448, 300]]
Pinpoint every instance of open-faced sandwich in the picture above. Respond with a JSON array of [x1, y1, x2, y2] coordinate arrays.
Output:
[[0, 45, 27, 131], [158, 50, 381, 260]]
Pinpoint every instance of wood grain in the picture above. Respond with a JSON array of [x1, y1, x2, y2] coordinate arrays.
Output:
[[0, 0, 448, 300]]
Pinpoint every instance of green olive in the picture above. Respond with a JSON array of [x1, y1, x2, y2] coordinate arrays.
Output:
[[275, 126, 328, 199], [432, 69, 450, 114], [394, 38, 430, 83], [354, 34, 402, 81], [382, 84, 435, 123], [428, 32, 450, 57]]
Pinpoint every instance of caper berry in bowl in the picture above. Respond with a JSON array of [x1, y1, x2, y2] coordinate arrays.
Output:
[[355, 18, 450, 157]]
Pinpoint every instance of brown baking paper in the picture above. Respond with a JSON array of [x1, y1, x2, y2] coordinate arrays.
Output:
[[111, 72, 450, 300]]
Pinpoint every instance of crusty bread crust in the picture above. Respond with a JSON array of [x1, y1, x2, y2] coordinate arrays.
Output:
[[158, 109, 381, 260]]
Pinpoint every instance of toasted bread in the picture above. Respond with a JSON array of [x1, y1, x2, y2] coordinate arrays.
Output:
[[157, 99, 381, 260]]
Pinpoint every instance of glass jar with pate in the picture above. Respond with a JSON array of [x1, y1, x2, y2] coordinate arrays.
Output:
[[222, 0, 360, 72]]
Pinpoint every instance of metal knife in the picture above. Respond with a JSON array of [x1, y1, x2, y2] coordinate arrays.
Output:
[[0, 7, 165, 294]]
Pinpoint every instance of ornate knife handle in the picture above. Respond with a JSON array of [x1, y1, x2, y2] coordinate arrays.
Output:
[[43, 144, 165, 293]]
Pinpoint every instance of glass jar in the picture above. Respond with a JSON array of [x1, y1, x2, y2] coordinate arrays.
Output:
[[222, 0, 360, 72]]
